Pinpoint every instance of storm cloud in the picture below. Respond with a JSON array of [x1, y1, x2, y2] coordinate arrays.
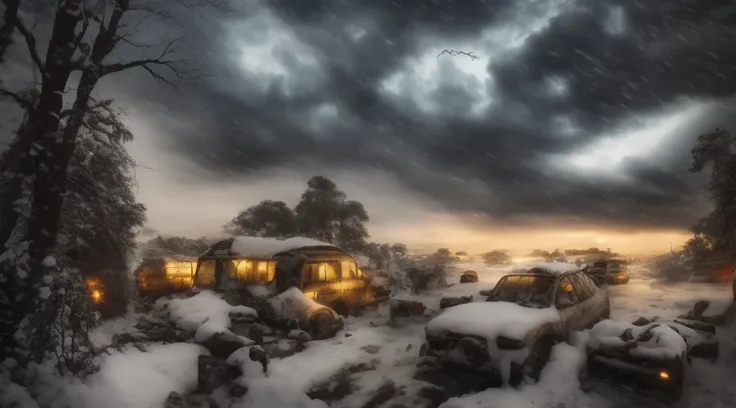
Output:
[[4, 0, 736, 237]]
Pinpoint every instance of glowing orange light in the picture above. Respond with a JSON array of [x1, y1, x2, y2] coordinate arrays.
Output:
[[658, 370, 670, 380], [91, 290, 103, 303]]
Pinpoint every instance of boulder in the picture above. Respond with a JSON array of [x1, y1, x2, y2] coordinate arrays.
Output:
[[690, 340, 720, 360], [631, 316, 655, 326], [460, 271, 478, 284], [197, 355, 242, 393], [287, 329, 312, 343], [248, 346, 269, 374], [263, 339, 300, 359], [229, 306, 259, 324], [693, 300, 711, 318], [202, 332, 251, 358], [389, 299, 426, 318], [248, 323, 265, 344], [164, 392, 186, 408]]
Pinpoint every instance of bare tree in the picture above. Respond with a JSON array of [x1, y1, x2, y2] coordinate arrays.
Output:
[[0, 0, 227, 365]]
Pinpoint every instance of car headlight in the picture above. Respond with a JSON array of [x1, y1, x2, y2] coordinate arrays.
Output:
[[496, 336, 525, 350]]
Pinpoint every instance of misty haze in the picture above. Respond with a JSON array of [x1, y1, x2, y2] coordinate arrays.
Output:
[[1, 1, 735, 408]]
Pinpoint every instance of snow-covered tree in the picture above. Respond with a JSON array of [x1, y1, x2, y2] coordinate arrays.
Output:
[[0, 0, 229, 368], [224, 200, 297, 238], [59, 101, 146, 318], [295, 176, 370, 253], [690, 127, 736, 250], [141, 235, 212, 258], [225, 176, 371, 254]]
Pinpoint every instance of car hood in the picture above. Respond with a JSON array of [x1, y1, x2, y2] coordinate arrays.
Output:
[[425, 301, 560, 341]]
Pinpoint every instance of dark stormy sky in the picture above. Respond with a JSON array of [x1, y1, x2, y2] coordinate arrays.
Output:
[[3, 0, 736, 254]]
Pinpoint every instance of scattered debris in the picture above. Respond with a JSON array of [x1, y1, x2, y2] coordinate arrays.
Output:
[[164, 391, 186, 408], [439, 295, 473, 310], [360, 381, 397, 408], [460, 270, 479, 283], [197, 355, 242, 393], [201, 332, 253, 358], [388, 299, 426, 325]]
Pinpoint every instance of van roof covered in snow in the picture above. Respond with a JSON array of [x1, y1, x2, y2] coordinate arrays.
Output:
[[201, 236, 347, 259], [524, 262, 579, 276]]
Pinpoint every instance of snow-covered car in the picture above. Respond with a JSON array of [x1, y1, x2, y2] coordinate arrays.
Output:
[[586, 317, 718, 400], [419, 263, 610, 386], [584, 259, 630, 285]]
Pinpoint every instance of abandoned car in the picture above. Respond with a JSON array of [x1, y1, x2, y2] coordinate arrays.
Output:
[[419, 262, 610, 386], [586, 317, 718, 400], [134, 256, 198, 300], [585, 258, 630, 285], [191, 236, 380, 339]]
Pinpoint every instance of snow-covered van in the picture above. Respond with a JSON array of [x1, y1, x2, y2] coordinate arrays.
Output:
[[191, 236, 377, 338], [419, 262, 610, 386]]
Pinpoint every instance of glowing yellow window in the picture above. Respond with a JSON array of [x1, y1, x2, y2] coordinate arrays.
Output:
[[318, 263, 338, 282], [256, 261, 270, 283], [165, 261, 194, 285], [341, 261, 358, 279], [266, 261, 275, 282], [236, 260, 254, 282], [195, 261, 216, 286]]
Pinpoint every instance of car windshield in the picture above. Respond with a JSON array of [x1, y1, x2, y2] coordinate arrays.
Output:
[[488, 274, 556, 308], [593, 261, 607, 268]]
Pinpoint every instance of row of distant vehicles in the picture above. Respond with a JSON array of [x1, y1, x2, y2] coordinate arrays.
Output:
[[418, 260, 705, 400], [88, 241, 700, 400]]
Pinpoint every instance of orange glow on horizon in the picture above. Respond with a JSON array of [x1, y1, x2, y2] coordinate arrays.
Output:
[[370, 213, 692, 257]]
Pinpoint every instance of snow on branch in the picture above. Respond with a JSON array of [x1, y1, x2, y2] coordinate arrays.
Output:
[[437, 49, 480, 61]]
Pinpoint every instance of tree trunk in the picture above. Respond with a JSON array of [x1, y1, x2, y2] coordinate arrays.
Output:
[[0, 0, 84, 363]]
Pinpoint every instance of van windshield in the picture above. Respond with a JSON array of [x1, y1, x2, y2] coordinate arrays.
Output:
[[488, 274, 556, 308]]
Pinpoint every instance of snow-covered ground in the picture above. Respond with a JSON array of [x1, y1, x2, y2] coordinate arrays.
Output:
[[5, 260, 735, 408]]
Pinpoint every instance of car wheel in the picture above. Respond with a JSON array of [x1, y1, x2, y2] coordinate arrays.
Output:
[[309, 309, 338, 340], [665, 354, 686, 401], [516, 337, 554, 386], [601, 300, 611, 320], [331, 301, 350, 318]]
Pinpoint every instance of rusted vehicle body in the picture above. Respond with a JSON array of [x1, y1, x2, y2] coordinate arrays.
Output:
[[191, 236, 382, 339], [193, 236, 379, 315], [585, 258, 630, 285], [420, 263, 610, 386], [134, 256, 198, 299], [587, 317, 718, 400]]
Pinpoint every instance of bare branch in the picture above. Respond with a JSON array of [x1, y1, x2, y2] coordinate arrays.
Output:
[[14, 18, 46, 77], [437, 49, 480, 61], [100, 35, 203, 90], [71, 6, 91, 55], [0, 85, 32, 109]]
